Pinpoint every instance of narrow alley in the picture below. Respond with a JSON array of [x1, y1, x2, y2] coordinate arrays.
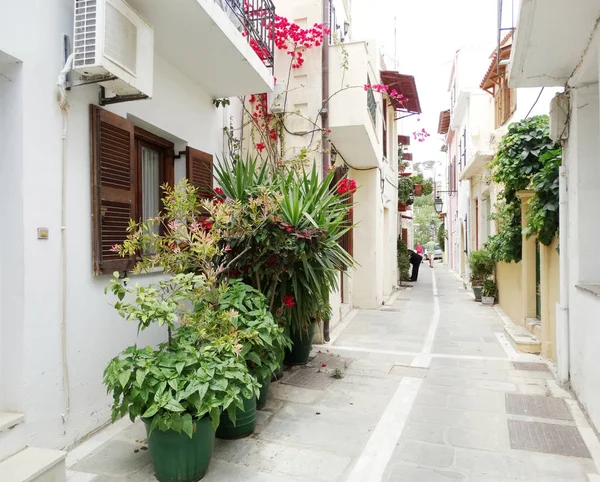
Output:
[[65, 265, 599, 482]]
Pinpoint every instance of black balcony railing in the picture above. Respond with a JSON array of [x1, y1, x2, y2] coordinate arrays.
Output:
[[221, 0, 275, 71]]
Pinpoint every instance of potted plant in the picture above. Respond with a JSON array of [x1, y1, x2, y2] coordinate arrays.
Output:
[[103, 273, 260, 482], [398, 176, 413, 205], [213, 161, 355, 366], [414, 183, 423, 196], [468, 250, 495, 301], [481, 279, 497, 306], [216, 279, 291, 410]]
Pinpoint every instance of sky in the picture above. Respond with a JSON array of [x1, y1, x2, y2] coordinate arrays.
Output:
[[352, 0, 501, 175]]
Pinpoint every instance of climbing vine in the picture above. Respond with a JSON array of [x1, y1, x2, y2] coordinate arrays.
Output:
[[485, 116, 561, 263]]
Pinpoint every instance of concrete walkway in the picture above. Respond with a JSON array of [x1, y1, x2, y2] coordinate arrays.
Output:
[[66, 265, 600, 481]]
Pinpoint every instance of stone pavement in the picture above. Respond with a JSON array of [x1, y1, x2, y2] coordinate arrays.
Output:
[[65, 264, 600, 481]]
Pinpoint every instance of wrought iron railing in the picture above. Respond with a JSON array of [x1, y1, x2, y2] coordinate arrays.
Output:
[[220, 0, 275, 71]]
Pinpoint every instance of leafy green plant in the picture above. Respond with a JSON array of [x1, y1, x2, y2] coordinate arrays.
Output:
[[524, 148, 561, 246], [411, 173, 434, 196], [482, 279, 498, 298], [468, 250, 495, 284], [398, 177, 414, 204], [397, 236, 411, 282], [103, 338, 259, 435], [437, 223, 446, 251], [216, 279, 291, 381], [487, 116, 561, 262]]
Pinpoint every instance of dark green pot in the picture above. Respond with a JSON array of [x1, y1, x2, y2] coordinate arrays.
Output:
[[142, 416, 214, 482], [472, 286, 483, 301], [215, 394, 256, 439], [284, 324, 316, 366], [256, 376, 271, 410]]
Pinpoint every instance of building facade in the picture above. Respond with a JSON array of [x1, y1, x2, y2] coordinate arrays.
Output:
[[0, 0, 274, 470], [509, 0, 600, 432]]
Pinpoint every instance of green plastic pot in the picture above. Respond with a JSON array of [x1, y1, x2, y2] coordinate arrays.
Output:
[[472, 285, 483, 301], [215, 394, 256, 439], [284, 323, 316, 366], [256, 375, 271, 410], [142, 416, 215, 482]]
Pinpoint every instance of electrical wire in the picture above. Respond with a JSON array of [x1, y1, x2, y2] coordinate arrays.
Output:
[[525, 87, 545, 119]]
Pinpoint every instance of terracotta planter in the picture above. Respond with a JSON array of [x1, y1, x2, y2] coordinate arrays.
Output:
[[398, 202, 407, 212], [413, 184, 423, 196]]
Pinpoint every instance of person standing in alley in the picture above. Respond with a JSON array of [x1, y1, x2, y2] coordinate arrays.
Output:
[[408, 249, 423, 281], [426, 236, 436, 268]]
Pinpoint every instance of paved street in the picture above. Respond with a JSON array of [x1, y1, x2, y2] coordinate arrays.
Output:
[[66, 265, 600, 481]]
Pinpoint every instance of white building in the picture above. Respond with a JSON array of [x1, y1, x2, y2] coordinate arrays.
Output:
[[509, 0, 600, 432], [0, 0, 274, 475]]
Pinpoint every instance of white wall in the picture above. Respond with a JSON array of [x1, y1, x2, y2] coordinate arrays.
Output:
[[0, 0, 226, 450], [565, 81, 600, 429]]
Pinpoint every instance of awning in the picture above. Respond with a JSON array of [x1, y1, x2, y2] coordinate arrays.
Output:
[[459, 151, 494, 180], [402, 153, 413, 161], [481, 32, 513, 94], [380, 71, 422, 114]]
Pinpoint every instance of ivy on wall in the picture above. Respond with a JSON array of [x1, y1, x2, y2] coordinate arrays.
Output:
[[486, 115, 561, 263]]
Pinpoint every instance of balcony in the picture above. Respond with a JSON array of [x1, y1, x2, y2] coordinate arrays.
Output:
[[127, 0, 275, 97], [328, 41, 382, 169]]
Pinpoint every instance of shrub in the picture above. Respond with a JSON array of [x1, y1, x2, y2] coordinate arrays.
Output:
[[397, 236, 411, 282], [468, 250, 495, 284], [482, 279, 498, 298]]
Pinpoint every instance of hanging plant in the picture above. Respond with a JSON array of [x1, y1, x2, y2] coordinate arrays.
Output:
[[398, 176, 414, 204]]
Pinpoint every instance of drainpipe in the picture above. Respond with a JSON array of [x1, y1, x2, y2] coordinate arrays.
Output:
[[57, 53, 74, 417], [322, 0, 331, 342], [556, 163, 569, 385]]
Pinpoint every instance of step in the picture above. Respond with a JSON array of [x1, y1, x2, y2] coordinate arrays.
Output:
[[504, 323, 541, 354], [0, 447, 67, 482], [0, 412, 26, 463], [0, 413, 25, 435]]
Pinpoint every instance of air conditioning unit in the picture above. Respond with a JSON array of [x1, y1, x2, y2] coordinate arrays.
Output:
[[73, 0, 154, 98]]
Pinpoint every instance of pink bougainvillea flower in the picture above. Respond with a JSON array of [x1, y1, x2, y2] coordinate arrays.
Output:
[[110, 244, 120, 252], [321, 363, 327, 368]]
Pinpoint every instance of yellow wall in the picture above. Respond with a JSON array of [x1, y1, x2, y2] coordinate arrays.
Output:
[[540, 237, 560, 361], [497, 261, 523, 327]]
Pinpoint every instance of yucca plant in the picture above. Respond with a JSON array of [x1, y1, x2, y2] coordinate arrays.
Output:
[[213, 158, 355, 335]]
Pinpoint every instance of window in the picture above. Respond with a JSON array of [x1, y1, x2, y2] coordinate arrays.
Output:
[[331, 166, 353, 260], [382, 99, 387, 159], [90, 105, 213, 275], [461, 128, 467, 168], [367, 75, 377, 127]]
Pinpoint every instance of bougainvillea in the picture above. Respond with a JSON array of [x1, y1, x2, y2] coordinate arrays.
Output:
[[336, 178, 357, 195]]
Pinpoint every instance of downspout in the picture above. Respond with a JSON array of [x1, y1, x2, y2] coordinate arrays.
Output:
[[322, 0, 331, 342], [557, 163, 569, 385], [57, 53, 74, 417]]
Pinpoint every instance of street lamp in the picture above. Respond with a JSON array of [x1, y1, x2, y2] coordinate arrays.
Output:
[[433, 189, 458, 214]]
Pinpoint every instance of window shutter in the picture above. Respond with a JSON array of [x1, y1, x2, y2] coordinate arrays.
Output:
[[90, 105, 137, 275], [331, 167, 354, 260], [186, 147, 213, 199]]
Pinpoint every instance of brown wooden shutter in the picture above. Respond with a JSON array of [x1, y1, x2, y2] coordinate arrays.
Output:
[[90, 105, 137, 275], [332, 167, 354, 260], [186, 147, 213, 199]]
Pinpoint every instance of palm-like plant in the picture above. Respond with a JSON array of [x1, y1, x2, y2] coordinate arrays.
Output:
[[214, 158, 355, 334]]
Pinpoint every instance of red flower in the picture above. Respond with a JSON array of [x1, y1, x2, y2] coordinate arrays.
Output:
[[321, 363, 327, 368], [256, 142, 266, 152], [214, 187, 224, 196], [282, 296, 295, 308], [336, 178, 357, 195], [269, 129, 277, 141]]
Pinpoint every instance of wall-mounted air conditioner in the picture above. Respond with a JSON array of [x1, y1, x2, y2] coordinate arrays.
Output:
[[73, 0, 154, 98]]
